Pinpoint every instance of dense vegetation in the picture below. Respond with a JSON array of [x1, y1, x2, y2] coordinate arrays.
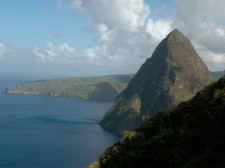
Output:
[[99, 76, 225, 167], [4, 75, 133, 101], [101, 29, 212, 134]]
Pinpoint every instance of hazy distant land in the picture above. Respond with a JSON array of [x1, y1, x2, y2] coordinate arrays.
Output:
[[211, 70, 225, 81], [4, 74, 134, 101], [3, 71, 225, 102]]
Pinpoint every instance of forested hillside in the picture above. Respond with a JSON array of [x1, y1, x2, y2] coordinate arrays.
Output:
[[99, 76, 225, 167]]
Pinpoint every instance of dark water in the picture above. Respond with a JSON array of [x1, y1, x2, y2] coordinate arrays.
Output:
[[0, 83, 119, 168]]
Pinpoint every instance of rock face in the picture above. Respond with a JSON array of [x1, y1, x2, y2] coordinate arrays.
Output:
[[100, 29, 212, 134]]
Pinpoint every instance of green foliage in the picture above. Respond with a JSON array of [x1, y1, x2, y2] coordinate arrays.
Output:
[[99, 76, 225, 168], [122, 130, 132, 139]]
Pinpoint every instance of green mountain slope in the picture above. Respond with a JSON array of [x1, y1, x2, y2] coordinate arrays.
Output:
[[4, 74, 133, 101], [99, 76, 225, 168], [101, 29, 212, 134]]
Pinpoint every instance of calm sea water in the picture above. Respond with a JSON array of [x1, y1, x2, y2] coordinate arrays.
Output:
[[0, 81, 120, 168]]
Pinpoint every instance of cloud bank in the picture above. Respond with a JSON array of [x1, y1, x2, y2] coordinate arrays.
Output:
[[68, 0, 173, 66], [33, 42, 76, 62], [174, 0, 225, 70], [72, 0, 225, 71], [0, 43, 8, 58], [2, 0, 225, 79]]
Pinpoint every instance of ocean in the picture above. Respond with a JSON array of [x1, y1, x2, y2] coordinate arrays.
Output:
[[0, 81, 119, 168]]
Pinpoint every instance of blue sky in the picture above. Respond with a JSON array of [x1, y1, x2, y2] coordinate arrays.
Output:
[[0, 0, 225, 80], [0, 0, 93, 49], [0, 0, 172, 48]]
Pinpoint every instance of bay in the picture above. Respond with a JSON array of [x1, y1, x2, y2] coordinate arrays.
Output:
[[0, 89, 119, 168]]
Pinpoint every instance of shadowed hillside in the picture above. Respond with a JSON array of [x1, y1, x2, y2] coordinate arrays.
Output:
[[99, 76, 225, 168]]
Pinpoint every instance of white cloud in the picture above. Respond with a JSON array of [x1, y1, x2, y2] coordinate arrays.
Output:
[[174, 0, 225, 70], [3, 0, 178, 79], [52, 0, 225, 74], [216, 28, 225, 37], [94, 23, 111, 43], [64, 0, 225, 72], [82, 45, 121, 66], [82, 0, 150, 32], [192, 41, 225, 71], [201, 50, 225, 71], [69, 0, 174, 66], [33, 42, 76, 62], [70, 0, 83, 10], [146, 19, 173, 43], [26, 0, 225, 79], [0, 43, 8, 58], [83, 48, 101, 65]]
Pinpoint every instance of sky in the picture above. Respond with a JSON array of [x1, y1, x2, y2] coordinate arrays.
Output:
[[0, 0, 225, 80]]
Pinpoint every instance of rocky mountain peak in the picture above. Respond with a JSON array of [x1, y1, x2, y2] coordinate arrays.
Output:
[[101, 29, 212, 134]]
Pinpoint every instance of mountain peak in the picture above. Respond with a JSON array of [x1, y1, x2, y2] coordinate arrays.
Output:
[[168, 28, 181, 36], [166, 28, 190, 46], [101, 29, 212, 134]]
